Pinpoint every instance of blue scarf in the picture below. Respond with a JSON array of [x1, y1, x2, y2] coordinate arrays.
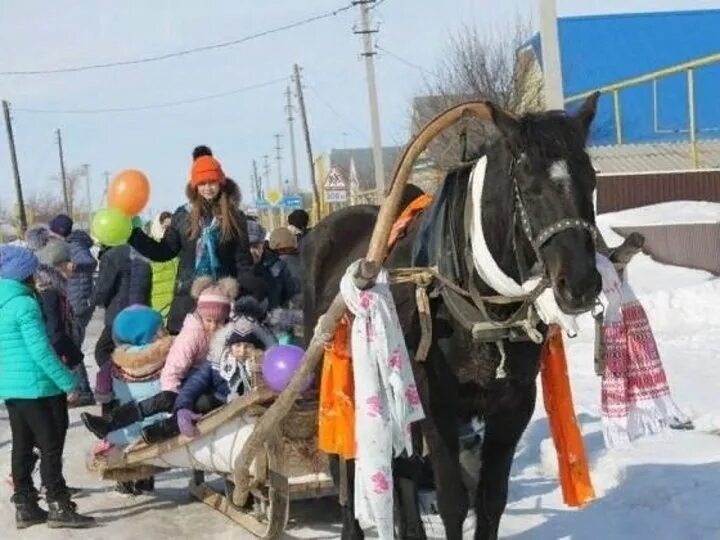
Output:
[[195, 216, 220, 279]]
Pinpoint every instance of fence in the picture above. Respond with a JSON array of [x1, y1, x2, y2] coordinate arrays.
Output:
[[613, 223, 720, 275], [596, 169, 720, 214]]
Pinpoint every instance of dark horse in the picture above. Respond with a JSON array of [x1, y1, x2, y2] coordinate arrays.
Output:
[[302, 95, 602, 540]]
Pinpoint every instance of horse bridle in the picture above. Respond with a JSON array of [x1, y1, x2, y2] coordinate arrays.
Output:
[[509, 155, 598, 272]]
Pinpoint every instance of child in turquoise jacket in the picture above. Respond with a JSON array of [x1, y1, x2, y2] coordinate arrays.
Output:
[[0, 245, 95, 529]]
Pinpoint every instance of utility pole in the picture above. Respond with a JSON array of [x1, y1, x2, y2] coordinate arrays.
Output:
[[2, 100, 27, 234], [354, 0, 385, 201], [273, 133, 283, 193], [262, 154, 274, 228], [540, 0, 565, 110], [83, 164, 92, 229], [102, 171, 110, 205], [252, 159, 262, 202], [285, 86, 299, 194], [262, 154, 271, 190], [293, 64, 321, 221], [55, 128, 71, 215]]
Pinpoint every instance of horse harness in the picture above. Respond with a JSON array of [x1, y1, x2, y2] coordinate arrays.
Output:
[[389, 157, 598, 361]]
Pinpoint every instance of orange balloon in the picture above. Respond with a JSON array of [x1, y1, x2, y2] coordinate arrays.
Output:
[[108, 169, 150, 216]]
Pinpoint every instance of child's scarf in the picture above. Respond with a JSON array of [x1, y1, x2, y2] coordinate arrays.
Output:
[[596, 253, 689, 448], [339, 261, 425, 540], [218, 348, 252, 399]]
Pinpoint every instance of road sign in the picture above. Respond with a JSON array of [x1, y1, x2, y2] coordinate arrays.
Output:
[[267, 189, 283, 207], [324, 167, 347, 189], [280, 194, 303, 210], [254, 199, 270, 210], [324, 189, 348, 203]]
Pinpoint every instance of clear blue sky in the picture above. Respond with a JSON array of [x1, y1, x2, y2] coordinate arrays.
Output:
[[1, 0, 717, 216]]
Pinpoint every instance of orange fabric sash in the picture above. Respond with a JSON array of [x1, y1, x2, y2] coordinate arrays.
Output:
[[318, 315, 356, 459], [319, 194, 434, 459], [541, 325, 595, 507]]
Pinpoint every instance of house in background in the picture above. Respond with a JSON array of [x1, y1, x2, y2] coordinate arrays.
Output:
[[525, 9, 720, 147]]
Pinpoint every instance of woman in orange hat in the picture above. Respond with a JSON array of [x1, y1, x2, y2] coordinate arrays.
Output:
[[128, 146, 259, 334]]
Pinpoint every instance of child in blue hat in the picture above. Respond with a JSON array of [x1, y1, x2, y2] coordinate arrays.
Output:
[[0, 245, 95, 529], [102, 305, 172, 494]]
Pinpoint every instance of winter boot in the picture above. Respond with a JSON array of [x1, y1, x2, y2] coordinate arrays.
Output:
[[101, 399, 119, 417], [12, 494, 48, 530], [140, 418, 180, 444], [81, 401, 141, 439], [46, 498, 95, 529]]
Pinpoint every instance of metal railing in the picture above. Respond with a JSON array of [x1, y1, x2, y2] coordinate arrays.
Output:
[[565, 52, 720, 167]]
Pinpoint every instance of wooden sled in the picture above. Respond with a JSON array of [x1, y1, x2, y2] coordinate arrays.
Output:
[[88, 387, 335, 539]]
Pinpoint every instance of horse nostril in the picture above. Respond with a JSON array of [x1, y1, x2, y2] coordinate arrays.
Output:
[[556, 275, 568, 293]]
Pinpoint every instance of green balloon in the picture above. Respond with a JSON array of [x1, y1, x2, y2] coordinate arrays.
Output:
[[92, 208, 132, 246]]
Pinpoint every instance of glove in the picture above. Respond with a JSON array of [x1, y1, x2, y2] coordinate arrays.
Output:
[[131, 216, 144, 230], [176, 408, 202, 438]]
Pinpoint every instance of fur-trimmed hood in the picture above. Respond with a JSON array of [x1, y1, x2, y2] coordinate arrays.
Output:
[[34, 264, 67, 294], [112, 335, 173, 380]]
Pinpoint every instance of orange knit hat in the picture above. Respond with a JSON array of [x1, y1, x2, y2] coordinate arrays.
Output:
[[190, 155, 226, 188]]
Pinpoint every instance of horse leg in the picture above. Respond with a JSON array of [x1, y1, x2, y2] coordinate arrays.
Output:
[[393, 454, 427, 540], [474, 381, 536, 540], [423, 411, 468, 540], [329, 455, 364, 540]]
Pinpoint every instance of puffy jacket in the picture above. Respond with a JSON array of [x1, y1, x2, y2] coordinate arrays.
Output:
[[258, 250, 297, 310], [66, 230, 97, 314], [128, 183, 256, 334], [0, 278, 76, 399], [95, 245, 150, 326], [151, 259, 179, 321], [128, 249, 152, 306], [35, 265, 83, 368], [279, 251, 302, 308], [93, 245, 131, 326], [174, 361, 243, 411], [159, 313, 212, 393]]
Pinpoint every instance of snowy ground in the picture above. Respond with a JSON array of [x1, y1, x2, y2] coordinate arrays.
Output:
[[1, 202, 720, 539]]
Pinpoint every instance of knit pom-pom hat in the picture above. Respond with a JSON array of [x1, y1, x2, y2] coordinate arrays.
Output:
[[191, 276, 239, 321], [113, 305, 164, 346], [0, 245, 39, 282], [190, 155, 226, 188]]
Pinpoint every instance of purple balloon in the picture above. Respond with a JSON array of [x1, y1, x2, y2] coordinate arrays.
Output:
[[261, 345, 313, 393]]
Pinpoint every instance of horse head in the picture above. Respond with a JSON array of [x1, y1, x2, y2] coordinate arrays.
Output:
[[488, 93, 602, 314]]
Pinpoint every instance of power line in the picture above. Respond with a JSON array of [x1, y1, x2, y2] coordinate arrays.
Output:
[[1, 4, 355, 76], [305, 82, 368, 138], [376, 45, 434, 76], [12, 77, 288, 114], [371, 0, 390, 9]]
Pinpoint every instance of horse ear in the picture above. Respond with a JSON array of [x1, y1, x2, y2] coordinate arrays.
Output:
[[486, 101, 522, 151], [575, 91, 600, 138]]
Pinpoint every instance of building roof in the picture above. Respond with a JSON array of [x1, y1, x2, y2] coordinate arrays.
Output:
[[590, 140, 720, 174], [528, 9, 720, 145], [328, 146, 403, 191]]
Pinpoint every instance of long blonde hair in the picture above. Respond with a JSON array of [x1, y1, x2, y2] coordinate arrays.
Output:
[[185, 178, 243, 243]]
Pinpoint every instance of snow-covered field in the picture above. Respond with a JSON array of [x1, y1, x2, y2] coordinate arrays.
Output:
[[1, 201, 719, 539]]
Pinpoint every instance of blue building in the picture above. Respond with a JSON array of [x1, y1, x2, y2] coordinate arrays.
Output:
[[527, 9, 720, 146]]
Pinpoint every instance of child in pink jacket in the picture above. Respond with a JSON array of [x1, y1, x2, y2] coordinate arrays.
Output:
[[81, 277, 237, 439]]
